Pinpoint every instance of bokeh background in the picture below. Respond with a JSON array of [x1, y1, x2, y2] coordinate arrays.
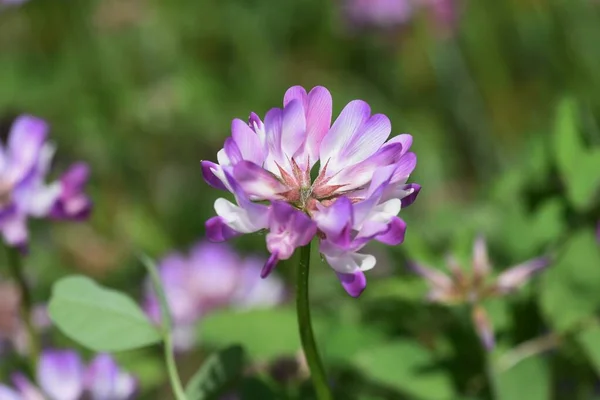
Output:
[[2, 0, 600, 399]]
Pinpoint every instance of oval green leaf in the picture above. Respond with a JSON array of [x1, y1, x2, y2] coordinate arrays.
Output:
[[49, 275, 162, 352]]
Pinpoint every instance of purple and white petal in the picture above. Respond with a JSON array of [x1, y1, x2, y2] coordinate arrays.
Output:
[[5, 116, 48, 184], [38, 350, 84, 400], [495, 257, 549, 294], [0, 385, 21, 400], [472, 235, 491, 281], [86, 354, 136, 400], [472, 305, 495, 351], [336, 270, 367, 297]]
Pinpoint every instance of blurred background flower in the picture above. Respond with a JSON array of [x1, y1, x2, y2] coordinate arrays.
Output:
[[0, 350, 136, 400], [144, 241, 286, 351]]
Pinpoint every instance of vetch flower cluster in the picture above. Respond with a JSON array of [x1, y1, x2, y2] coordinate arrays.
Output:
[[410, 236, 549, 349], [202, 86, 420, 297], [0, 116, 91, 249], [0, 350, 136, 400], [144, 241, 285, 351]]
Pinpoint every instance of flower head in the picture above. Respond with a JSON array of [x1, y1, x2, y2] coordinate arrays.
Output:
[[202, 86, 420, 297], [410, 236, 550, 349], [144, 241, 285, 351], [0, 349, 136, 400], [0, 116, 92, 249]]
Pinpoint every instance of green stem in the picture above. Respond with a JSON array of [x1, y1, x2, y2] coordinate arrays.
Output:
[[163, 331, 187, 400], [296, 242, 332, 400], [5, 246, 40, 373], [485, 350, 499, 400]]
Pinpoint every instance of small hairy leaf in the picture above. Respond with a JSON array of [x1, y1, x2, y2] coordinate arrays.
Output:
[[185, 345, 246, 400]]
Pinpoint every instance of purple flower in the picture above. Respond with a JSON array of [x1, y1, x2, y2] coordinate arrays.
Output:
[[202, 86, 419, 297], [0, 349, 136, 400], [410, 236, 550, 349], [144, 241, 285, 351], [0, 116, 92, 249], [50, 162, 92, 221]]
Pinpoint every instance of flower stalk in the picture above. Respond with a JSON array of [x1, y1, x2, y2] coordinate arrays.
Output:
[[296, 242, 332, 400], [164, 330, 188, 400], [5, 245, 40, 372]]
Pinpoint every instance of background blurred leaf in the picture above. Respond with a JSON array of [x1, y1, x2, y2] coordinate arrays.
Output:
[[199, 308, 326, 360], [553, 98, 600, 211], [495, 356, 550, 400], [352, 340, 455, 400], [540, 230, 600, 332], [576, 324, 600, 375], [185, 345, 246, 400], [48, 275, 162, 351]]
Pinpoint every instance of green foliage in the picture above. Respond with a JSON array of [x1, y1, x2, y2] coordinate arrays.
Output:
[[199, 308, 326, 360], [539, 230, 600, 332], [48, 276, 162, 352], [553, 99, 600, 211], [185, 345, 247, 400], [352, 341, 454, 400], [576, 325, 600, 375], [495, 356, 550, 400]]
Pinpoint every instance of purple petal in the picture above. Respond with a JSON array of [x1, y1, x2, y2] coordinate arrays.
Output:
[[12, 373, 44, 399], [231, 119, 264, 165], [0, 211, 28, 248], [266, 202, 316, 259], [86, 354, 137, 400], [407, 262, 453, 291], [50, 162, 92, 221], [6, 115, 48, 183], [472, 235, 490, 280], [384, 133, 413, 155], [495, 257, 550, 294], [38, 350, 84, 400], [400, 184, 420, 208], [205, 216, 241, 242], [201, 161, 227, 190], [285, 86, 332, 168], [390, 152, 417, 183], [261, 252, 280, 278], [280, 99, 307, 159], [472, 305, 495, 351], [336, 270, 367, 297], [224, 138, 243, 164], [313, 197, 353, 245], [340, 113, 392, 166], [232, 161, 287, 199], [0, 385, 21, 400], [375, 216, 406, 245], [319, 100, 371, 172], [283, 86, 308, 110]]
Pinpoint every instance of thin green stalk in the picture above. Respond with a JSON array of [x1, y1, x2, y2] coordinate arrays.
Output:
[[164, 331, 187, 400], [485, 350, 499, 400], [5, 246, 40, 372], [296, 242, 332, 400]]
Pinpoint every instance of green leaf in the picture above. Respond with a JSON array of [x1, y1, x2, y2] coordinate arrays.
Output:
[[321, 321, 387, 365], [185, 345, 246, 400], [540, 230, 600, 332], [199, 308, 326, 360], [495, 356, 550, 400], [353, 340, 455, 400], [237, 377, 279, 400], [49, 276, 162, 352], [576, 325, 600, 374], [553, 98, 600, 210]]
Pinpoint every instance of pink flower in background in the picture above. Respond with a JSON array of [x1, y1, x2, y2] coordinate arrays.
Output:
[[344, 0, 414, 28], [341, 0, 456, 32], [0, 116, 92, 249], [202, 85, 420, 297], [144, 241, 286, 351], [410, 236, 549, 349], [0, 350, 136, 400]]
